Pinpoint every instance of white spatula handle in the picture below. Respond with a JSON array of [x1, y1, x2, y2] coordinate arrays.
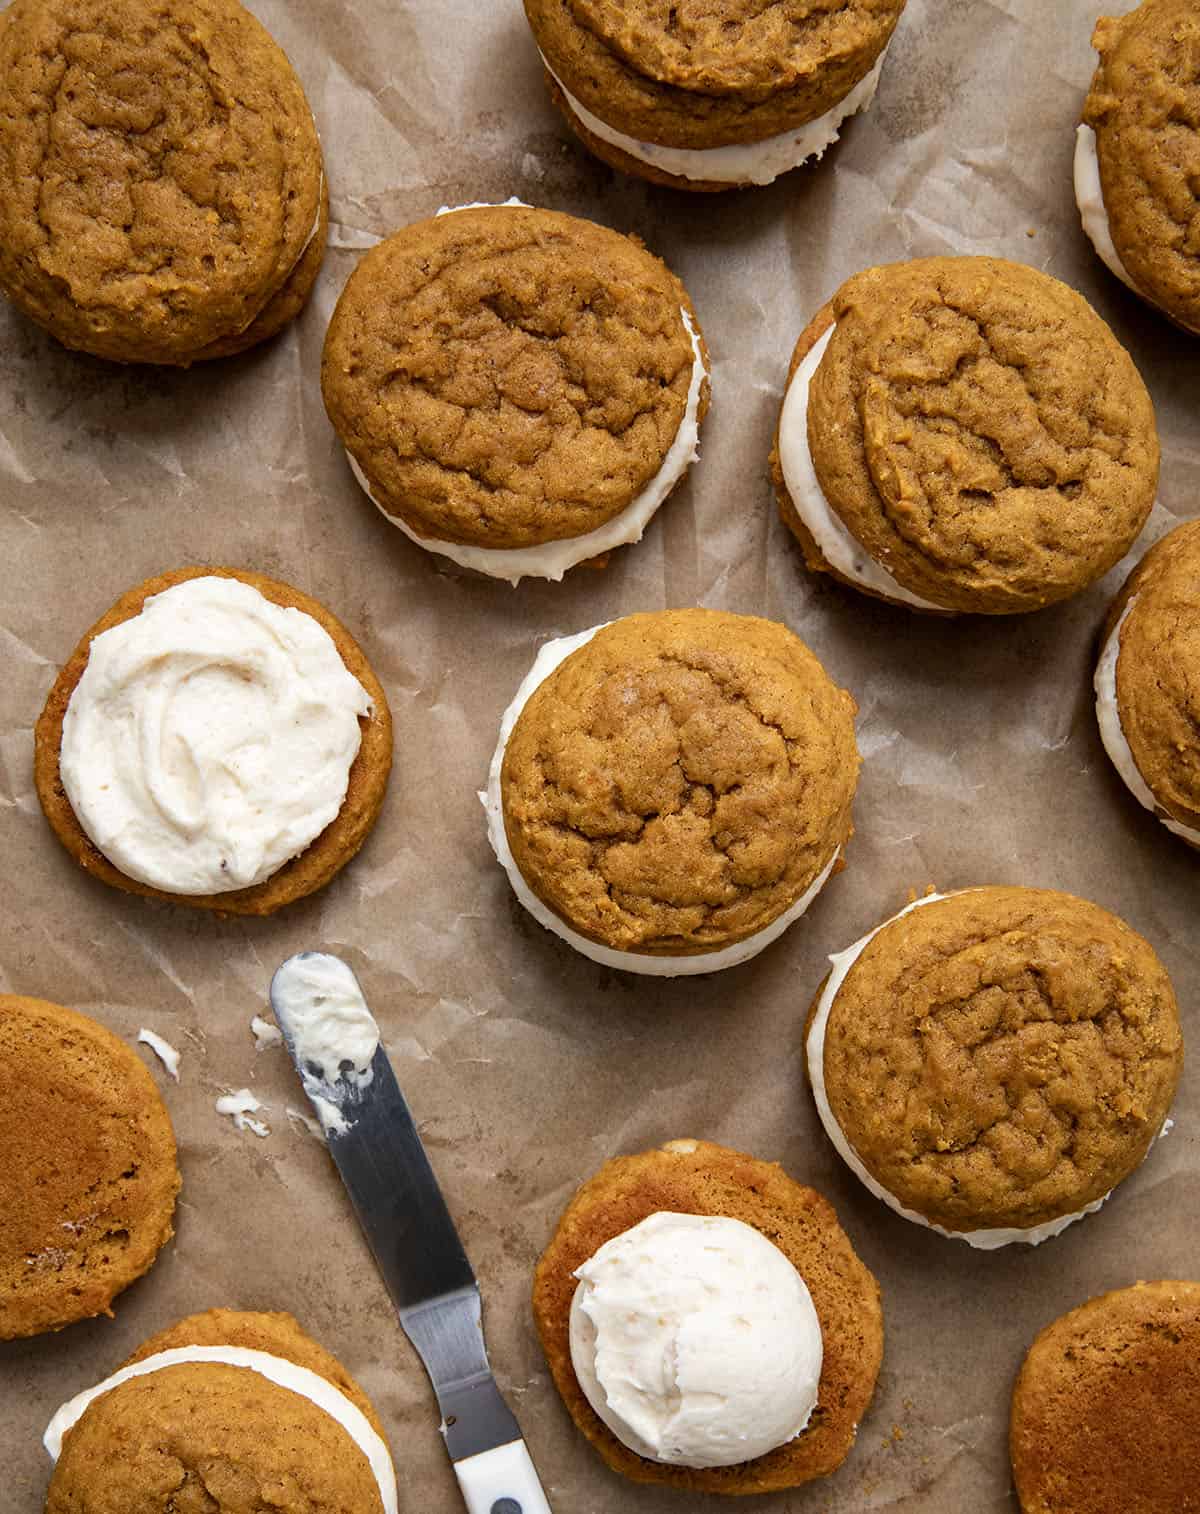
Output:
[[454, 1438, 553, 1514]]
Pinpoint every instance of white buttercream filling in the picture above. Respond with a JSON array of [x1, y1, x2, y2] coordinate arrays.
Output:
[[806, 892, 1113, 1249], [543, 49, 887, 186], [1094, 599, 1200, 845], [60, 576, 372, 896], [346, 307, 706, 584], [269, 953, 380, 1137], [568, 1212, 822, 1468], [43, 1345, 397, 1514], [778, 325, 944, 610], [480, 624, 841, 977], [215, 1088, 270, 1138], [136, 1029, 180, 1081]]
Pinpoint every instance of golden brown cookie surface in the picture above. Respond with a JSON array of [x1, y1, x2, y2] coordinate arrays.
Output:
[[0, 995, 178, 1340], [818, 888, 1182, 1235], [47, 1310, 387, 1514], [322, 205, 706, 551], [501, 610, 859, 956], [1084, 0, 1200, 333], [0, 0, 324, 365], [526, 0, 904, 148], [1106, 521, 1200, 837], [34, 567, 393, 917], [533, 1138, 883, 1494], [802, 258, 1158, 613], [1010, 1281, 1200, 1514]]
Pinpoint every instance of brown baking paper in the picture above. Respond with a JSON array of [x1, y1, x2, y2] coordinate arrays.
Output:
[[2, 0, 1198, 1509]]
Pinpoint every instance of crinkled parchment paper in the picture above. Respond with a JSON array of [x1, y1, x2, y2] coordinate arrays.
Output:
[[2, 1, 1198, 1509]]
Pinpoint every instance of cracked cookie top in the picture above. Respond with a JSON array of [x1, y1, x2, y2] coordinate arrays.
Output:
[[1108, 521, 1200, 833], [1084, 0, 1200, 332], [1011, 1281, 1200, 1514], [819, 887, 1182, 1235], [501, 609, 859, 956], [322, 205, 703, 552], [0, 0, 323, 365], [807, 258, 1159, 613], [47, 1311, 387, 1514], [526, 0, 904, 147], [533, 1139, 883, 1494], [0, 994, 179, 1340]]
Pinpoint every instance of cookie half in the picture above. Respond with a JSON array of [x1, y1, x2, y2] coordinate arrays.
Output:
[[45, 1308, 396, 1514], [771, 258, 1159, 614], [0, 995, 179, 1339], [1095, 520, 1200, 848], [0, 0, 326, 366], [806, 888, 1182, 1246], [34, 567, 393, 916], [484, 609, 860, 974], [1077, 0, 1200, 333], [322, 202, 709, 583], [533, 1138, 883, 1494], [525, 0, 905, 190], [1010, 1281, 1200, 1514]]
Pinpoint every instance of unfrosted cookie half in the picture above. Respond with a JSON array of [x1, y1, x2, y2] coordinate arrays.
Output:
[[771, 258, 1159, 614], [34, 567, 392, 916], [0, 0, 326, 365], [1095, 520, 1200, 849], [1078, 0, 1200, 334], [533, 1138, 883, 1494], [806, 887, 1182, 1245], [322, 203, 709, 584], [485, 609, 859, 973], [524, 0, 905, 190], [0, 995, 178, 1339], [1010, 1281, 1200, 1514], [45, 1308, 396, 1514]]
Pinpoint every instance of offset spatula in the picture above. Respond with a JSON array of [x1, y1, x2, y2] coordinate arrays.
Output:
[[270, 952, 552, 1514]]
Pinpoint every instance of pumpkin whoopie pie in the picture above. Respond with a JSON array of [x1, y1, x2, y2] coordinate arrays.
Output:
[[0, 0, 326, 365], [484, 608, 860, 974], [533, 1138, 883, 1493], [523, 0, 906, 191], [0, 994, 179, 1340], [322, 202, 709, 584], [771, 257, 1159, 613], [34, 567, 392, 915], [1095, 520, 1200, 849]]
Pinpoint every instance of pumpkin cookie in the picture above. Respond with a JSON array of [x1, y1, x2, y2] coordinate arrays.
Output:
[[322, 202, 709, 584], [771, 258, 1159, 613], [0, 995, 178, 1340], [45, 1308, 397, 1514], [1076, 0, 1200, 334], [806, 888, 1182, 1246], [484, 609, 860, 974], [0, 0, 325, 365], [1010, 1281, 1200, 1514], [524, 0, 906, 190], [1095, 520, 1200, 849], [34, 567, 392, 916], [533, 1138, 883, 1493]]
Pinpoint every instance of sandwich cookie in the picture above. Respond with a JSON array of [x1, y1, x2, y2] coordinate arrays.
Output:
[[0, 0, 326, 365], [771, 258, 1159, 613], [533, 1138, 882, 1493], [1010, 1281, 1200, 1514], [1077, 0, 1200, 334], [322, 203, 709, 584], [484, 609, 860, 975], [806, 888, 1182, 1247], [34, 567, 392, 915], [0, 994, 179, 1340], [1095, 520, 1200, 849], [44, 1308, 397, 1514], [524, 0, 906, 191]]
